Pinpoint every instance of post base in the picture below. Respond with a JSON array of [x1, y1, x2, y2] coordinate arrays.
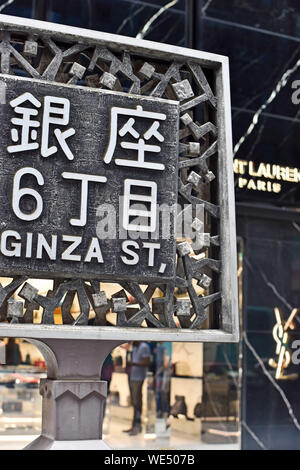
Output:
[[24, 436, 111, 450], [24, 338, 122, 450]]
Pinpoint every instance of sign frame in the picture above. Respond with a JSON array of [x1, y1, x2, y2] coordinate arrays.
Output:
[[0, 14, 238, 343]]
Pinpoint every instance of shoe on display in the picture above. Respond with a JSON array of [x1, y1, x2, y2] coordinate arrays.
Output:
[[170, 395, 187, 417], [194, 402, 202, 418]]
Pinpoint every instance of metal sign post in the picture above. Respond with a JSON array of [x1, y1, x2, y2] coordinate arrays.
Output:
[[24, 337, 122, 450], [0, 15, 238, 449]]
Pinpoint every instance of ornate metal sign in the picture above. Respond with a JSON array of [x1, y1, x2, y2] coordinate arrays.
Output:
[[0, 15, 238, 342], [0, 75, 178, 281]]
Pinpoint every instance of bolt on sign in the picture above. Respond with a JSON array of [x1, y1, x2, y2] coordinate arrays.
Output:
[[0, 15, 238, 342]]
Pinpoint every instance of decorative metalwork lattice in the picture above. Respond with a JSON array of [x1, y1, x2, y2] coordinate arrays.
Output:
[[0, 16, 238, 340]]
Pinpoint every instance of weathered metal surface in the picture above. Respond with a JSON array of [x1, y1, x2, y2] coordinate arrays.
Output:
[[0, 322, 238, 343], [0, 15, 238, 342], [0, 75, 178, 282]]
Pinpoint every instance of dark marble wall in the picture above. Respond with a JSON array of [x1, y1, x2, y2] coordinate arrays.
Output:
[[195, 0, 300, 206], [1, 0, 187, 47], [194, 0, 300, 450], [0, 0, 33, 18], [237, 213, 300, 450], [47, 0, 186, 46]]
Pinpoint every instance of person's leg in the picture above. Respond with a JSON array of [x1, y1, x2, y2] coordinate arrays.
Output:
[[161, 390, 171, 429], [134, 380, 143, 428], [155, 376, 163, 417], [129, 380, 144, 435], [123, 379, 135, 432]]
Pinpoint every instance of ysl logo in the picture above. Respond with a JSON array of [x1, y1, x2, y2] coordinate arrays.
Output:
[[269, 307, 299, 379]]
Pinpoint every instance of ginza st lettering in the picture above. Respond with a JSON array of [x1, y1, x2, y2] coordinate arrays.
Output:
[[0, 76, 178, 280]]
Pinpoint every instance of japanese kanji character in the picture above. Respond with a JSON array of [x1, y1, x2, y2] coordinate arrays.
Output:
[[103, 105, 166, 170], [62, 172, 107, 227], [123, 179, 157, 232], [7, 93, 75, 161], [7, 92, 41, 154]]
